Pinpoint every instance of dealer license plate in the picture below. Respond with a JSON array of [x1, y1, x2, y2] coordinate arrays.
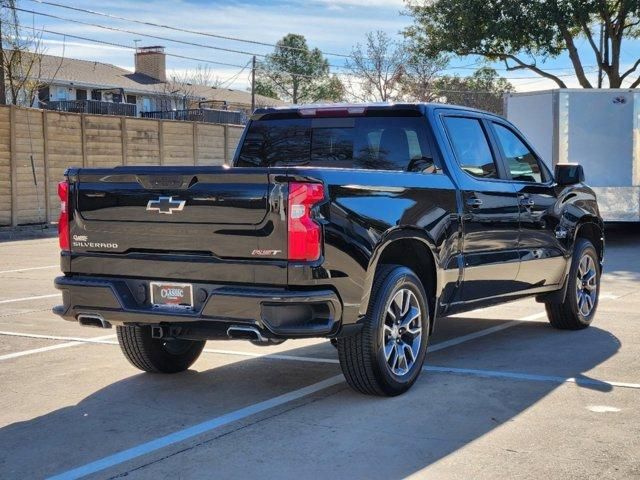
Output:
[[150, 282, 194, 309]]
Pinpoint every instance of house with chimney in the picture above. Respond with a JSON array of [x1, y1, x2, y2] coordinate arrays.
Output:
[[31, 46, 283, 122]]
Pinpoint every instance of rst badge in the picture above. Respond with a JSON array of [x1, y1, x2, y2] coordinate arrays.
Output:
[[146, 196, 186, 214], [251, 249, 282, 256]]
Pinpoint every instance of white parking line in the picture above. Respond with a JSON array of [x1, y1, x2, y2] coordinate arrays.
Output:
[[0, 312, 543, 362], [0, 330, 118, 345], [203, 347, 340, 364], [5, 315, 636, 392], [201, 349, 640, 390], [423, 366, 640, 390], [0, 265, 58, 274], [47, 375, 345, 480], [0, 334, 116, 361], [429, 311, 547, 352], [0, 293, 60, 305], [46, 311, 548, 479]]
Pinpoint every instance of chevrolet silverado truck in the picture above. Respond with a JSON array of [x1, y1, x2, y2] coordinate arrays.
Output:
[[53, 103, 604, 396]]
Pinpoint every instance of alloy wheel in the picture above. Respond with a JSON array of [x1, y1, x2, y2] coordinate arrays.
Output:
[[576, 253, 598, 317], [383, 288, 422, 376]]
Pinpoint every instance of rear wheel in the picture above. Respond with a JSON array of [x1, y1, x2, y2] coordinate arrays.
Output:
[[546, 238, 600, 330], [337, 265, 430, 396], [116, 325, 205, 373]]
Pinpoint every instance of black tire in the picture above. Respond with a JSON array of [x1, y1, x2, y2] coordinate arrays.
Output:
[[546, 238, 600, 330], [337, 265, 430, 396], [116, 325, 205, 373]]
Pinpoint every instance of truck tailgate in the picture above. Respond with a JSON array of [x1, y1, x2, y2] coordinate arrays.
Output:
[[66, 167, 288, 285]]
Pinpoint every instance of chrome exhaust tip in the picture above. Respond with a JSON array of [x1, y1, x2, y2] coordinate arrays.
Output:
[[77, 314, 111, 329], [226, 325, 268, 343]]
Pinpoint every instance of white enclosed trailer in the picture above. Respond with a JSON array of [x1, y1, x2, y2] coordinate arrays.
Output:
[[505, 89, 640, 222]]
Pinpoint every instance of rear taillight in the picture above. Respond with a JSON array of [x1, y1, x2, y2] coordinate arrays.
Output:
[[57, 180, 70, 251], [288, 182, 324, 262]]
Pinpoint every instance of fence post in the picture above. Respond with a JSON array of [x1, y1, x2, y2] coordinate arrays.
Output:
[[121, 117, 128, 165], [42, 109, 50, 223], [81, 114, 87, 167], [158, 120, 164, 165], [223, 124, 229, 165], [192, 122, 198, 165], [10, 105, 17, 226]]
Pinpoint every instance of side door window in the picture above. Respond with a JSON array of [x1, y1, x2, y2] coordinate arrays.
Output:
[[492, 123, 546, 183], [442, 116, 499, 179]]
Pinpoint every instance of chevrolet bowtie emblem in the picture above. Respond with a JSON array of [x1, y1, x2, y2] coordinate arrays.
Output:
[[146, 196, 186, 214]]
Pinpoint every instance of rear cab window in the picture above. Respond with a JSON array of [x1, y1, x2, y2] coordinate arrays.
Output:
[[236, 115, 439, 173]]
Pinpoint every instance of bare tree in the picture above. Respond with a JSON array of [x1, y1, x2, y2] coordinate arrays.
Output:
[[166, 64, 223, 109], [1, 0, 55, 106], [345, 31, 408, 102]]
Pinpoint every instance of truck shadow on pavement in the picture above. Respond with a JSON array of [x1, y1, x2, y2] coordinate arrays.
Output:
[[0, 317, 622, 479]]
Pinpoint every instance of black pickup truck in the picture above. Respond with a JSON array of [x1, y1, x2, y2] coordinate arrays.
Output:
[[53, 103, 604, 396]]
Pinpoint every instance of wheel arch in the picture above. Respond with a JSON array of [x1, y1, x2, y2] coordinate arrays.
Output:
[[360, 229, 440, 334], [538, 215, 604, 305], [573, 217, 604, 264]]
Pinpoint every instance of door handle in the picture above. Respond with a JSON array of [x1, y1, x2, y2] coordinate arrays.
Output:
[[519, 198, 535, 207], [466, 197, 483, 207]]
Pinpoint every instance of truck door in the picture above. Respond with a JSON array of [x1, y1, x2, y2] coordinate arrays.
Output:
[[488, 120, 566, 288], [440, 113, 521, 301]]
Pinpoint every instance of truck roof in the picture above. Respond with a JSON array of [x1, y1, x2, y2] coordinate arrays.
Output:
[[252, 102, 496, 119]]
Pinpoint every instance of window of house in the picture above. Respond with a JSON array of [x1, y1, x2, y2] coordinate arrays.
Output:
[[237, 116, 436, 172], [37, 87, 49, 104], [91, 90, 102, 101], [55, 87, 70, 101], [76, 89, 87, 101], [492, 123, 544, 183], [126, 95, 137, 104], [443, 116, 498, 179]]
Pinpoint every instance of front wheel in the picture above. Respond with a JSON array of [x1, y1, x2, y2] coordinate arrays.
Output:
[[117, 325, 205, 373], [337, 265, 430, 396], [546, 238, 600, 330]]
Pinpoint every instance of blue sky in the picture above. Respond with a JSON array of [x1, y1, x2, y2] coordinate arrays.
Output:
[[15, 0, 640, 92]]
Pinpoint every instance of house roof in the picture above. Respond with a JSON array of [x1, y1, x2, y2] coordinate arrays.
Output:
[[36, 53, 285, 107]]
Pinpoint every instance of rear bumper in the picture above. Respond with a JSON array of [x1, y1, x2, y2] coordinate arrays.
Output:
[[53, 275, 343, 338]]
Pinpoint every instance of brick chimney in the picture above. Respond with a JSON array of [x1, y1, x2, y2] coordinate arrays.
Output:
[[135, 46, 166, 81]]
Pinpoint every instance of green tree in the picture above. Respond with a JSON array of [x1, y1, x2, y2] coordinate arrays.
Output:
[[433, 67, 514, 115], [255, 33, 344, 104], [405, 0, 640, 88]]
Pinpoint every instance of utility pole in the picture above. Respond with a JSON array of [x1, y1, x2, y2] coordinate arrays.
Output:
[[251, 55, 256, 113], [0, 3, 6, 105]]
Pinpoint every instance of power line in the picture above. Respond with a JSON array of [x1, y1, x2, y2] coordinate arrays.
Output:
[[25, 0, 353, 58], [21, 0, 594, 74], [28, 26, 341, 80], [31, 27, 248, 69], [19, 20, 596, 86], [216, 60, 252, 89], [14, 7, 270, 59], [15, 4, 358, 72]]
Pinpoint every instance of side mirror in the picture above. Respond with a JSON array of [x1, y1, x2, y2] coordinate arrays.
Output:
[[555, 163, 585, 186]]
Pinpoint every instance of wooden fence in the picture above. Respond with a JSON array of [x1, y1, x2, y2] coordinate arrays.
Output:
[[0, 105, 244, 226]]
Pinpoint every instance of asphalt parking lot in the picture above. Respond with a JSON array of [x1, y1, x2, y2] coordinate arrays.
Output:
[[0, 228, 638, 480]]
